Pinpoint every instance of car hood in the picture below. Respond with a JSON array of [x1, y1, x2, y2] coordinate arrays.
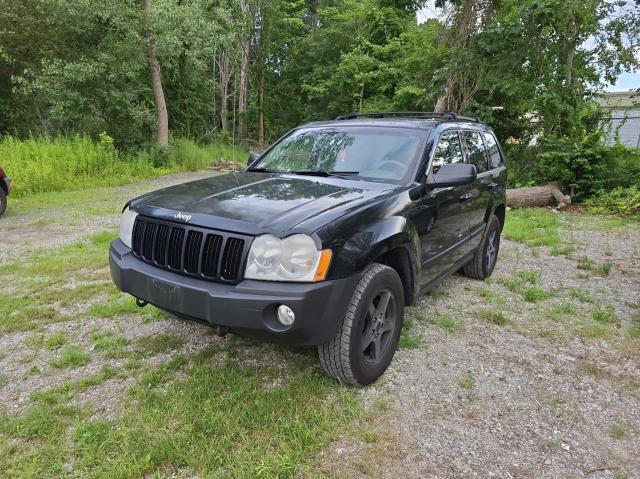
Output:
[[130, 172, 394, 236]]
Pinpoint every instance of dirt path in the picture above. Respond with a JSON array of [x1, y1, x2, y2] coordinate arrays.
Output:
[[0, 170, 218, 264]]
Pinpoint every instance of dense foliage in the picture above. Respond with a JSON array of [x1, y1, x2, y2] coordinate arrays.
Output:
[[0, 0, 638, 207]]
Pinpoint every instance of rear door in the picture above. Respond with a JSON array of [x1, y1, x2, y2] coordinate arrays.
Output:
[[461, 129, 492, 246], [417, 129, 471, 285]]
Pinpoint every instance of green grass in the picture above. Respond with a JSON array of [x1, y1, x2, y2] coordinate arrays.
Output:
[[134, 334, 184, 355], [477, 308, 509, 326], [591, 304, 619, 325], [0, 135, 245, 198], [577, 256, 613, 276], [0, 352, 358, 478], [546, 302, 576, 322], [429, 313, 461, 332], [90, 331, 128, 358], [569, 287, 594, 303], [45, 332, 67, 350], [608, 423, 627, 440], [50, 345, 90, 369], [503, 208, 561, 247], [629, 314, 640, 341]]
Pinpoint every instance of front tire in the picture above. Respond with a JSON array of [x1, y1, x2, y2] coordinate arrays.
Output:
[[463, 214, 501, 280], [318, 263, 404, 386]]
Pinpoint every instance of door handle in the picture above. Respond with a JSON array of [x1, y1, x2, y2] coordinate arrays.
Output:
[[459, 192, 473, 203], [487, 182, 498, 190]]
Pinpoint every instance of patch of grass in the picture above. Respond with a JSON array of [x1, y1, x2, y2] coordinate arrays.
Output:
[[546, 302, 576, 322], [577, 256, 614, 277], [45, 332, 66, 350], [592, 304, 619, 325], [549, 244, 575, 256], [523, 287, 553, 303], [399, 330, 422, 349], [577, 323, 608, 340], [502, 208, 561, 247], [629, 314, 640, 341], [50, 345, 90, 369], [569, 287, 594, 303], [579, 362, 604, 377], [91, 331, 128, 358], [499, 270, 541, 297], [477, 308, 509, 326], [134, 334, 184, 355], [430, 313, 461, 332], [359, 428, 379, 443], [458, 373, 476, 393], [0, 233, 117, 334], [608, 423, 627, 440]]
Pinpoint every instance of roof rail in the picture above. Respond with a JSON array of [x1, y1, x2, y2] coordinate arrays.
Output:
[[335, 111, 480, 123]]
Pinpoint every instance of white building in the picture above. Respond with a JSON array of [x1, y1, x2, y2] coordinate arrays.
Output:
[[597, 91, 640, 148]]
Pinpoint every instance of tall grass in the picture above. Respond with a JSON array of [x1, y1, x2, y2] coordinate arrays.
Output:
[[0, 134, 246, 198]]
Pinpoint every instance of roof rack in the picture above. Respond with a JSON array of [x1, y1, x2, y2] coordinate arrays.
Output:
[[335, 111, 480, 123]]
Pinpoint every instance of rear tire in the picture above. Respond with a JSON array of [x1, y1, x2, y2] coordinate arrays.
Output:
[[0, 188, 6, 217], [318, 263, 404, 386], [463, 214, 501, 280]]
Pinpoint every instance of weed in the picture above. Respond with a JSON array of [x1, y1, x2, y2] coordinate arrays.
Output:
[[399, 330, 422, 349], [524, 287, 553, 303], [429, 313, 461, 332], [629, 314, 640, 341], [578, 362, 603, 377], [91, 331, 128, 358], [134, 334, 184, 355], [50, 345, 90, 369], [608, 423, 627, 440], [45, 332, 66, 350], [592, 305, 619, 325], [577, 323, 608, 340], [477, 308, 509, 326], [569, 287, 594, 303], [546, 303, 576, 322], [359, 428, 379, 443], [458, 373, 476, 393]]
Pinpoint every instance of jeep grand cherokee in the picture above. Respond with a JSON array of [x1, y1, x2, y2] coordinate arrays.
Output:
[[109, 112, 507, 386]]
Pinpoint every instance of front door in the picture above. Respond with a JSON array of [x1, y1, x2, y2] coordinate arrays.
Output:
[[417, 129, 471, 286]]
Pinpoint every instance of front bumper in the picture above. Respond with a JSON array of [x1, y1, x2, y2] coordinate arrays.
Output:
[[3, 178, 11, 194], [109, 239, 360, 345]]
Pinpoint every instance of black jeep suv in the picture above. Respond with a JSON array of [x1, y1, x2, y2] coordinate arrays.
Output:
[[0, 166, 12, 217], [110, 112, 507, 386]]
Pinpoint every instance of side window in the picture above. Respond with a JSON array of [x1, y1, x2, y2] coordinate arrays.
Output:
[[462, 130, 488, 173], [483, 132, 503, 169], [432, 130, 463, 173]]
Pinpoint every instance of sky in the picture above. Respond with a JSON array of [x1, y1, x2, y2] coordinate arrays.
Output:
[[416, 6, 640, 93]]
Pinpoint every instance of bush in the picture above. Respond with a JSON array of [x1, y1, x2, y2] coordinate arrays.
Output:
[[505, 134, 640, 200], [584, 186, 640, 216]]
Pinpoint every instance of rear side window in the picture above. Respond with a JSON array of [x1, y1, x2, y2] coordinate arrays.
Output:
[[483, 132, 504, 169], [462, 130, 488, 173], [432, 130, 463, 173]]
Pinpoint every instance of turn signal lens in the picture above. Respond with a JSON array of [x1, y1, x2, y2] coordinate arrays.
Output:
[[313, 250, 333, 281]]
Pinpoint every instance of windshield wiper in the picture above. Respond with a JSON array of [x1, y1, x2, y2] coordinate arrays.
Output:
[[247, 167, 277, 173], [289, 170, 360, 178]]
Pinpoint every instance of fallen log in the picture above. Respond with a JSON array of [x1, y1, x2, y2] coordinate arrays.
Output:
[[506, 184, 571, 209]]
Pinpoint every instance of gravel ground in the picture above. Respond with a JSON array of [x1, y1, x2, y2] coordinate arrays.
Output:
[[315, 218, 640, 479], [1, 173, 638, 478], [0, 170, 216, 264]]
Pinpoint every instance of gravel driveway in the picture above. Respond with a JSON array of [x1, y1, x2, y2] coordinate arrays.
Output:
[[0, 173, 638, 478]]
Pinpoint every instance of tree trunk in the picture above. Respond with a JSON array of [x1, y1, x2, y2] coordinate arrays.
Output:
[[258, 68, 265, 145], [143, 0, 168, 151], [237, 0, 252, 139], [218, 51, 231, 133], [507, 185, 571, 209]]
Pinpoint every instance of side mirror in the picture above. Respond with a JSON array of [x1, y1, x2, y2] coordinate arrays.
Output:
[[426, 163, 477, 188], [247, 152, 260, 166]]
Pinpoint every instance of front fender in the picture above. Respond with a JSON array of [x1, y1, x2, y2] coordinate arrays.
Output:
[[326, 216, 421, 283]]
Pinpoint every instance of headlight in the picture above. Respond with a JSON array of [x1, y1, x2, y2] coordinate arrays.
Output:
[[245, 234, 332, 282], [119, 206, 138, 249]]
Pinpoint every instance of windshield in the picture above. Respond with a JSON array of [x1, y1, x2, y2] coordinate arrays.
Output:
[[252, 126, 428, 183]]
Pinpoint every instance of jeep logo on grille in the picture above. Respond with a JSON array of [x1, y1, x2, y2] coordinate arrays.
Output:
[[174, 211, 192, 222]]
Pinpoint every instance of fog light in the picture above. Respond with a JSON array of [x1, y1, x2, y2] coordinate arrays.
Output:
[[277, 304, 295, 326]]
